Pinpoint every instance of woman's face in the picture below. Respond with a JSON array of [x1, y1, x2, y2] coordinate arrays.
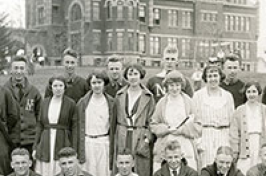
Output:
[[168, 82, 182, 97], [52, 79, 65, 97], [127, 68, 141, 87], [90, 75, 105, 94], [246, 85, 259, 103], [206, 69, 221, 88]]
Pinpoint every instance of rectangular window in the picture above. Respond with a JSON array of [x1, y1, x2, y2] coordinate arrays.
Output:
[[128, 3, 134, 20], [128, 33, 134, 51], [168, 10, 178, 27], [230, 16, 234, 31], [246, 17, 250, 31], [93, 32, 101, 52], [117, 5, 123, 19], [168, 38, 178, 47], [93, 2, 100, 20], [181, 39, 190, 57], [225, 15, 229, 31], [107, 33, 113, 51], [153, 8, 160, 25], [139, 34, 146, 54], [182, 11, 192, 29], [38, 6, 45, 25], [52, 5, 60, 24], [139, 5, 145, 22], [150, 37, 160, 55], [117, 32, 124, 51]]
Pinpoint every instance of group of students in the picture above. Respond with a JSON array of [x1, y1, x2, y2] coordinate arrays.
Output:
[[0, 45, 266, 176]]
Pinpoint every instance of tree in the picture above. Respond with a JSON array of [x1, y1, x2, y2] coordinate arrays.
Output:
[[0, 13, 13, 70]]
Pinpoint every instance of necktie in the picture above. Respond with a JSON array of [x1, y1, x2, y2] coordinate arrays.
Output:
[[16, 83, 24, 101], [173, 170, 178, 176]]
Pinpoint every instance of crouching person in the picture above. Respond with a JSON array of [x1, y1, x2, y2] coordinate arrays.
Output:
[[201, 146, 243, 176], [56, 147, 92, 176], [153, 140, 198, 176], [9, 148, 41, 176]]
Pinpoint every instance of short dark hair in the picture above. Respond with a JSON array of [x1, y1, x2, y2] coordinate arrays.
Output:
[[117, 148, 134, 159], [48, 75, 67, 94], [12, 55, 28, 64], [202, 65, 225, 83], [58, 147, 77, 159], [216, 146, 234, 157], [242, 81, 262, 102], [223, 53, 241, 65], [107, 56, 123, 63], [165, 140, 181, 152], [123, 64, 146, 80], [162, 70, 186, 90], [11, 148, 30, 158], [87, 70, 110, 86], [63, 48, 78, 59]]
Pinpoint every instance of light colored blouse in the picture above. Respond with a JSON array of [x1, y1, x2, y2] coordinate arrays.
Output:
[[85, 96, 109, 135], [246, 104, 262, 133], [193, 87, 234, 127]]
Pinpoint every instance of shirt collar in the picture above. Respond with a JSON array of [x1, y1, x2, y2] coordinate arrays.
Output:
[[169, 166, 181, 175], [65, 73, 77, 83], [11, 77, 26, 88], [110, 77, 124, 86]]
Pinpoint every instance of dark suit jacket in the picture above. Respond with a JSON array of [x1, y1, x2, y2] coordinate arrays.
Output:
[[153, 163, 198, 176]]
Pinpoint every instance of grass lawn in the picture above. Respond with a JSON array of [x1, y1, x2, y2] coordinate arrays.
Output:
[[0, 66, 265, 97]]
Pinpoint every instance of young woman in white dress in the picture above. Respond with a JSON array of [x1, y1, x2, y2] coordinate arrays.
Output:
[[151, 70, 201, 172], [33, 76, 77, 176], [230, 81, 266, 174], [193, 66, 234, 168]]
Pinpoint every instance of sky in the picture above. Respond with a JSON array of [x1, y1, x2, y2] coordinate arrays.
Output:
[[0, 0, 265, 56]]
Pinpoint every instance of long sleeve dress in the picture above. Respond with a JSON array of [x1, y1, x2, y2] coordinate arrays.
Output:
[[34, 96, 77, 176], [230, 103, 266, 175], [193, 87, 234, 168], [151, 93, 201, 172]]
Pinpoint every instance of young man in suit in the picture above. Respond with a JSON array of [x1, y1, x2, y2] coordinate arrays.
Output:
[[153, 140, 197, 176], [4, 55, 42, 156], [115, 149, 138, 176]]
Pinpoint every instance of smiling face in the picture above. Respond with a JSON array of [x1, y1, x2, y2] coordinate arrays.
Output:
[[167, 82, 182, 97], [11, 61, 27, 82], [11, 155, 32, 176], [165, 149, 183, 170], [63, 55, 77, 75], [246, 85, 259, 103], [215, 153, 233, 175], [126, 68, 141, 87], [206, 69, 221, 89]]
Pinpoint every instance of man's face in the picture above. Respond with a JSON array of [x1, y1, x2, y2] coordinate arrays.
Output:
[[11, 155, 32, 176], [63, 55, 77, 75], [260, 147, 266, 165], [107, 61, 123, 81], [223, 60, 240, 81], [116, 155, 134, 176], [215, 154, 233, 174], [59, 156, 78, 176], [11, 61, 27, 82], [162, 54, 178, 72], [165, 149, 182, 170]]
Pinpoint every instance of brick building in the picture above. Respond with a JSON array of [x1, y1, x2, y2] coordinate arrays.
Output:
[[25, 0, 259, 70]]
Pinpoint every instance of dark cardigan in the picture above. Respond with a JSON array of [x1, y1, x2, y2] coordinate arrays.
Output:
[[33, 96, 77, 162]]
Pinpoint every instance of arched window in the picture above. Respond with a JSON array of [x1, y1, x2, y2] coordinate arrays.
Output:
[[107, 1, 112, 19], [117, 1, 124, 19], [71, 4, 82, 21]]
